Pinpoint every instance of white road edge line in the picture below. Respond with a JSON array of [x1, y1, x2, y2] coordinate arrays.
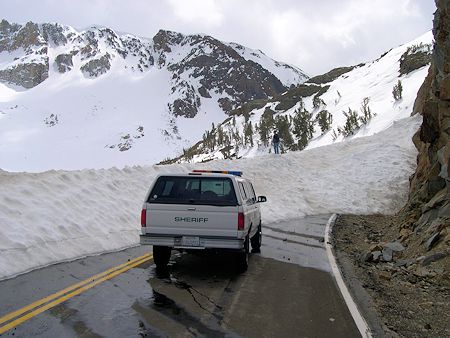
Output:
[[324, 214, 372, 338]]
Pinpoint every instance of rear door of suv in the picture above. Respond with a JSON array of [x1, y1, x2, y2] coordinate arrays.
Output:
[[144, 175, 240, 238]]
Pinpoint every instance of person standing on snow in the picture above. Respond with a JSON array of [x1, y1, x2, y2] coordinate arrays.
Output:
[[272, 132, 280, 154]]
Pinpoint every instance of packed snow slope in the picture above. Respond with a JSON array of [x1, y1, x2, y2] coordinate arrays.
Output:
[[174, 32, 432, 163], [0, 20, 307, 172], [0, 115, 421, 280]]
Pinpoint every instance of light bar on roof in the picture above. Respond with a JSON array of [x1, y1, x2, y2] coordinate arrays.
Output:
[[192, 170, 242, 176]]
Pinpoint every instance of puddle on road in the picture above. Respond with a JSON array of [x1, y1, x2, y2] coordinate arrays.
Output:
[[130, 255, 242, 337], [49, 303, 101, 338], [152, 289, 182, 314], [73, 320, 102, 338], [133, 259, 152, 269], [256, 216, 332, 272], [260, 232, 330, 271], [133, 288, 230, 337], [50, 303, 78, 321]]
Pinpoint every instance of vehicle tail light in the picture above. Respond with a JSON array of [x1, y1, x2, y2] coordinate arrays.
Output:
[[238, 212, 244, 230], [141, 209, 146, 227]]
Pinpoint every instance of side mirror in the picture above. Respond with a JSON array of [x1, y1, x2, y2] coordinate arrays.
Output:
[[257, 196, 267, 203]]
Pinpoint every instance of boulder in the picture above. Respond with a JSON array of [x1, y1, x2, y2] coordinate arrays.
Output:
[[382, 247, 394, 262], [372, 251, 383, 262], [360, 251, 373, 263], [425, 232, 441, 251], [422, 251, 448, 266], [384, 242, 406, 252]]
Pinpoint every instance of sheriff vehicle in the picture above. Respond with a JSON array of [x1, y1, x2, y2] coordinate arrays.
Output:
[[140, 170, 267, 271]]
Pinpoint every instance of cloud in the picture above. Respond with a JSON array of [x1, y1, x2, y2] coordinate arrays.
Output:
[[167, 0, 224, 26]]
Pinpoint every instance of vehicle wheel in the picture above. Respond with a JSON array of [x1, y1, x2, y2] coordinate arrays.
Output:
[[153, 246, 171, 268], [236, 236, 249, 272], [250, 222, 262, 253]]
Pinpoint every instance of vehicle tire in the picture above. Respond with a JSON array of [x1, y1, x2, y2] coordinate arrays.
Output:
[[250, 222, 262, 253], [153, 246, 171, 268], [236, 236, 249, 272]]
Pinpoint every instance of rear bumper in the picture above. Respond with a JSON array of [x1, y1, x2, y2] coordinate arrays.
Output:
[[140, 234, 244, 250]]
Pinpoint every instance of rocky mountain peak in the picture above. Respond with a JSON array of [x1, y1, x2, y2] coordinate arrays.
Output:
[[0, 20, 43, 53], [0, 19, 307, 117], [0, 19, 20, 37], [41, 23, 68, 46], [153, 29, 184, 53]]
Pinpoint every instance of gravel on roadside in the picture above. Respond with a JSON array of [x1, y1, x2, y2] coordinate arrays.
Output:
[[333, 214, 449, 338]]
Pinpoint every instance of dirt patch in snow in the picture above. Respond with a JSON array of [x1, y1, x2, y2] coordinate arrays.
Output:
[[333, 214, 449, 338]]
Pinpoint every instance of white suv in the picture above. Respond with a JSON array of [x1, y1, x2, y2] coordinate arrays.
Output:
[[140, 170, 267, 271]]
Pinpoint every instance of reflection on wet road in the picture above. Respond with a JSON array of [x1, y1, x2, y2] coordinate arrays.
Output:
[[260, 214, 331, 271], [0, 215, 359, 337]]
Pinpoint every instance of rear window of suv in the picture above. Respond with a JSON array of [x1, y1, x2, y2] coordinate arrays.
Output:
[[148, 176, 238, 206]]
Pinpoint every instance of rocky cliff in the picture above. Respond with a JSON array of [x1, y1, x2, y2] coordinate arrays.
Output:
[[403, 0, 449, 253], [0, 20, 307, 117]]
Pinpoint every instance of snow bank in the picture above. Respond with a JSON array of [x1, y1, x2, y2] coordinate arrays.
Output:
[[0, 115, 421, 280]]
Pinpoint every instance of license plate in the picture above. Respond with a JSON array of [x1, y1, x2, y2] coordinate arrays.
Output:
[[181, 236, 200, 247]]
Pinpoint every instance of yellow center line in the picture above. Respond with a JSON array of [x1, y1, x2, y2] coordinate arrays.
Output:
[[0, 253, 153, 334], [0, 253, 151, 326]]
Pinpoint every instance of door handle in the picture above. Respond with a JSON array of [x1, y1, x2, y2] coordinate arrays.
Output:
[[187, 207, 196, 211]]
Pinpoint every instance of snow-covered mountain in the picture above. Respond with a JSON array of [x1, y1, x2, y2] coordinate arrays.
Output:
[[0, 19, 307, 172], [169, 32, 432, 164]]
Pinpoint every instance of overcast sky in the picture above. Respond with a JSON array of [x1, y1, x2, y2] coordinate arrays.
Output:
[[1, 0, 435, 75]]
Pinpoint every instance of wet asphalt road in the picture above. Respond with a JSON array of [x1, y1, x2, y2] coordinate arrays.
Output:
[[0, 215, 360, 337]]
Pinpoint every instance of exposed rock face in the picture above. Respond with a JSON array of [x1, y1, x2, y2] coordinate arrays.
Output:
[[55, 53, 73, 73], [306, 66, 358, 84], [42, 23, 67, 46], [0, 60, 49, 88], [10, 22, 44, 51], [404, 0, 449, 251], [0, 20, 24, 52], [170, 81, 201, 118], [0, 20, 307, 116], [153, 29, 183, 64], [81, 54, 111, 77], [0, 20, 49, 87], [154, 30, 294, 116]]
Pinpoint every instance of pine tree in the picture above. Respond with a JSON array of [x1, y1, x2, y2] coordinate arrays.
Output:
[[331, 129, 338, 141], [224, 132, 231, 148], [275, 115, 294, 149], [259, 108, 275, 146], [244, 121, 254, 147], [217, 126, 224, 146], [359, 97, 376, 125], [313, 95, 326, 110], [297, 97, 305, 112], [292, 108, 314, 150], [392, 80, 403, 101], [243, 110, 250, 123], [316, 109, 333, 134], [335, 90, 342, 105], [338, 107, 359, 137], [232, 127, 241, 147]]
